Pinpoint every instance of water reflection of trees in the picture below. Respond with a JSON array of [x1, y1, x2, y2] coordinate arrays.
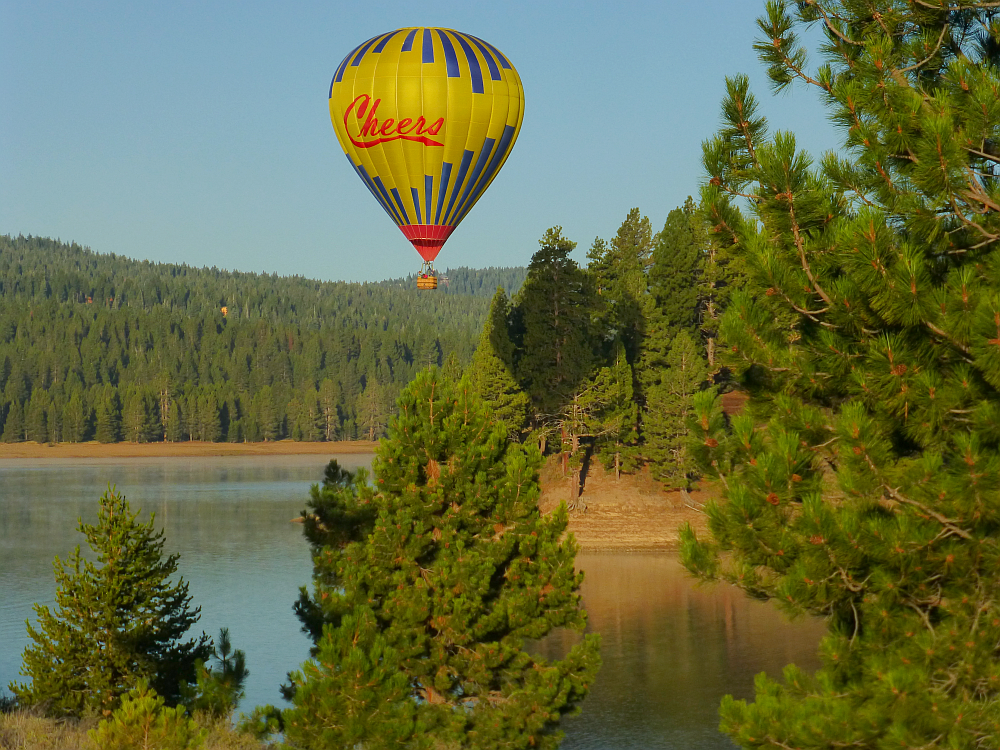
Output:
[[534, 554, 826, 748]]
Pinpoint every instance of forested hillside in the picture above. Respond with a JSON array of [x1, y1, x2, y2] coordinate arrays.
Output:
[[0, 235, 488, 443], [380, 266, 528, 297]]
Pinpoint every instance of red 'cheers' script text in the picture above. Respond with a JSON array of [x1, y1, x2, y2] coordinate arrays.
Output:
[[344, 95, 444, 149]]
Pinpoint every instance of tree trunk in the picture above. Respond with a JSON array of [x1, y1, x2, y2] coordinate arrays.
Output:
[[615, 450, 621, 481], [561, 426, 568, 476]]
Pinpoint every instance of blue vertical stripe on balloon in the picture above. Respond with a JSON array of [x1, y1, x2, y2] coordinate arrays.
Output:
[[455, 124, 516, 224], [351, 158, 396, 222], [447, 137, 494, 224], [444, 150, 475, 226], [435, 162, 453, 224], [373, 30, 399, 53], [452, 33, 484, 93], [401, 28, 418, 52], [470, 35, 511, 69], [351, 34, 385, 66], [390, 187, 411, 224], [463, 34, 501, 81], [469, 34, 513, 70], [422, 29, 434, 63], [424, 175, 434, 224], [436, 30, 460, 78], [333, 39, 369, 90], [372, 176, 403, 224], [411, 187, 422, 225]]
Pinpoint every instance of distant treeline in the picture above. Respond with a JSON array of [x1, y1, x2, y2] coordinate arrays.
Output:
[[0, 235, 488, 444], [379, 266, 528, 297]]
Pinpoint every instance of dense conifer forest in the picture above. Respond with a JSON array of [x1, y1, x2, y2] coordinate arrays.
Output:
[[0, 235, 502, 444], [379, 266, 528, 297]]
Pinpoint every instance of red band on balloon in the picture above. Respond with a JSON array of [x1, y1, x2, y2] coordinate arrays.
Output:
[[400, 225, 455, 262]]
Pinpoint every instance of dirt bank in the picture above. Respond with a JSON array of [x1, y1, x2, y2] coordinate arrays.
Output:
[[539, 458, 713, 551], [0, 440, 378, 459]]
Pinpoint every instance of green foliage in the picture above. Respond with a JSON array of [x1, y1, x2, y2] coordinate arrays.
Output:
[[2, 399, 24, 442], [88, 681, 206, 750], [467, 288, 530, 438], [588, 208, 655, 365], [514, 227, 600, 426], [648, 198, 702, 336], [181, 629, 249, 719], [683, 2, 1000, 747], [591, 340, 640, 476], [285, 369, 601, 750], [643, 330, 709, 488], [382, 266, 529, 297], [11, 488, 211, 716], [0, 235, 491, 444]]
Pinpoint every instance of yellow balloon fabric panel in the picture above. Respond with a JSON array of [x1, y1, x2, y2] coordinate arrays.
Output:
[[329, 28, 524, 261]]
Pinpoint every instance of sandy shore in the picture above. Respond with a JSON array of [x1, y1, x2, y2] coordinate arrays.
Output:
[[0, 440, 379, 459]]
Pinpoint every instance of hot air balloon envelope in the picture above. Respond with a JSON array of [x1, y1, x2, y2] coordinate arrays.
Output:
[[329, 28, 524, 263]]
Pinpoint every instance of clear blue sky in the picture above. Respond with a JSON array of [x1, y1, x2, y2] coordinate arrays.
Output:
[[1, 0, 838, 282]]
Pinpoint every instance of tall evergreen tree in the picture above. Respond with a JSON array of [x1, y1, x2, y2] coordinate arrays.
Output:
[[11, 488, 211, 715], [648, 198, 703, 336], [25, 389, 49, 443], [682, 3, 1000, 747], [62, 391, 88, 443], [587, 209, 655, 364], [642, 330, 708, 488], [592, 339, 640, 479], [467, 288, 530, 439], [2, 400, 25, 443], [514, 227, 599, 438], [284, 370, 600, 750], [318, 378, 341, 442], [95, 387, 123, 443]]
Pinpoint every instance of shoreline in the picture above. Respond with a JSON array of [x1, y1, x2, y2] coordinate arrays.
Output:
[[0, 441, 711, 551], [0, 440, 379, 460]]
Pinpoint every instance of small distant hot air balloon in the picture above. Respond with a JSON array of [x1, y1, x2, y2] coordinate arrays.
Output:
[[329, 28, 524, 289]]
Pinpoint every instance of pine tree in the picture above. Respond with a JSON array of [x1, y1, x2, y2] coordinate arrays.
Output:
[[88, 680, 206, 750], [95, 387, 123, 443], [357, 376, 388, 441], [123, 389, 160, 443], [682, 4, 1000, 747], [648, 198, 703, 336], [182, 628, 249, 718], [514, 227, 600, 437], [318, 378, 341, 442], [592, 340, 640, 479], [643, 330, 707, 488], [25, 389, 49, 443], [2, 400, 24, 443], [467, 287, 530, 439], [62, 391, 88, 443], [284, 369, 600, 750], [11, 488, 211, 715], [587, 209, 655, 364]]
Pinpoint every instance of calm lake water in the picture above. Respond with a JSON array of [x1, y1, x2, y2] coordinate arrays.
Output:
[[0, 456, 825, 748]]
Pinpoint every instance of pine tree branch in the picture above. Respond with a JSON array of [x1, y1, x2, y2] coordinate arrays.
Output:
[[811, 3, 865, 47], [900, 23, 950, 73], [965, 147, 1000, 165], [784, 195, 834, 306], [912, 0, 1000, 8], [883, 485, 973, 540]]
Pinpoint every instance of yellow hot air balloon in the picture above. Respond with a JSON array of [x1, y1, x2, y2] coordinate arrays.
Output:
[[329, 28, 524, 289]]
